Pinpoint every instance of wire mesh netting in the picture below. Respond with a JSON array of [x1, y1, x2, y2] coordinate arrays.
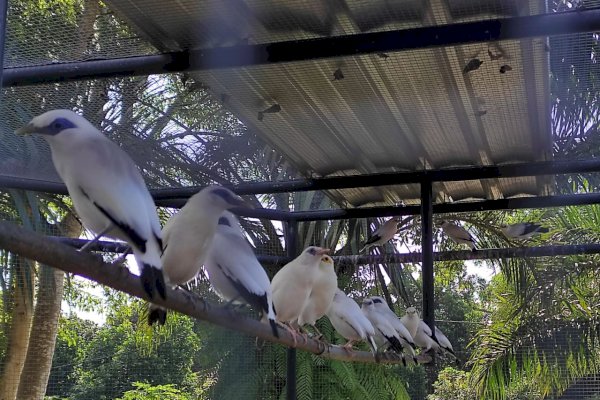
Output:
[[0, 0, 600, 399]]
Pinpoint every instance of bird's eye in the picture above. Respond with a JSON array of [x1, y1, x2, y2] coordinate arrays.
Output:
[[53, 122, 62, 130]]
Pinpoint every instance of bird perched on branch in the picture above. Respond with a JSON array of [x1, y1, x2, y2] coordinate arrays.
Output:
[[204, 211, 278, 337], [297, 254, 338, 337], [362, 298, 407, 365], [371, 297, 417, 363], [360, 217, 402, 253], [401, 307, 456, 358], [326, 289, 377, 353], [439, 220, 476, 251], [271, 246, 330, 341], [501, 222, 549, 240], [150, 185, 250, 325], [16, 110, 166, 301]]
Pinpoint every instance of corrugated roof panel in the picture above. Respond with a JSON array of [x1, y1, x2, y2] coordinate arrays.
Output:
[[104, 0, 554, 207]]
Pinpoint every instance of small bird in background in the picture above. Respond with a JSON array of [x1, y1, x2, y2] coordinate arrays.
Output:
[[297, 254, 338, 337], [204, 211, 278, 337], [271, 246, 330, 343], [371, 297, 417, 364], [326, 289, 377, 354], [16, 110, 166, 301], [150, 185, 250, 325], [362, 298, 407, 366], [360, 216, 403, 253], [257, 104, 281, 121], [439, 220, 477, 251], [501, 222, 549, 240], [463, 58, 483, 74]]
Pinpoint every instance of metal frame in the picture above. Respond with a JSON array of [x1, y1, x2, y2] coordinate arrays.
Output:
[[1, 7, 600, 396], [2, 9, 600, 86]]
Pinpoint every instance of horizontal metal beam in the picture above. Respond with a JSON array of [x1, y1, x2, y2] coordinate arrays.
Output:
[[334, 243, 600, 265], [53, 236, 600, 264], [290, 193, 600, 221], [150, 159, 600, 199], [3, 159, 600, 200], [3, 9, 600, 86], [5, 177, 600, 222]]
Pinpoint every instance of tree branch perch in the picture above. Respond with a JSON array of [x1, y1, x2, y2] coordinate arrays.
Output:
[[0, 221, 430, 366]]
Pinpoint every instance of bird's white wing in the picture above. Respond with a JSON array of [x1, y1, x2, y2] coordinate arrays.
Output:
[[420, 320, 433, 337], [67, 137, 161, 247], [445, 224, 472, 241], [209, 230, 270, 300]]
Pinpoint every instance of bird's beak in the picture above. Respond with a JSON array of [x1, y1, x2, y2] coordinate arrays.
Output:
[[316, 248, 330, 256], [15, 123, 37, 136], [231, 195, 254, 209]]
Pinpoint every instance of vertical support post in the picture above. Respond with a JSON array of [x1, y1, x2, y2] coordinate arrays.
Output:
[[0, 0, 8, 90], [420, 180, 435, 333], [285, 219, 298, 400]]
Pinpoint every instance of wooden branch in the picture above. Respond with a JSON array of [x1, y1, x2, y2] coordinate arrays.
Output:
[[0, 221, 430, 366]]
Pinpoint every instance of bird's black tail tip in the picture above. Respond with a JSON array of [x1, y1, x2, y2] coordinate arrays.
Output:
[[148, 306, 167, 326], [539, 227, 550, 233], [141, 264, 167, 300], [269, 318, 279, 338]]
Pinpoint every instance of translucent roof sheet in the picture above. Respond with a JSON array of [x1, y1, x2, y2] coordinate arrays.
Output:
[[2, 0, 584, 209]]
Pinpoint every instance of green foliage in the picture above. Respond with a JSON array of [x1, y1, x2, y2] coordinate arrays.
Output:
[[60, 302, 200, 400], [115, 382, 195, 400]]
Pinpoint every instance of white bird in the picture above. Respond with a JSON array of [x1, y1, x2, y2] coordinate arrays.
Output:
[[150, 185, 249, 325], [360, 217, 402, 253], [402, 307, 456, 357], [501, 223, 549, 240], [16, 110, 166, 300], [371, 296, 417, 363], [204, 211, 278, 337], [326, 289, 377, 353], [433, 326, 456, 357], [271, 246, 330, 330], [297, 254, 338, 335], [361, 298, 407, 365], [440, 220, 476, 251], [400, 306, 420, 338]]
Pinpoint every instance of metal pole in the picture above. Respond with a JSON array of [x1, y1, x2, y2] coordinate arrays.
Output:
[[4, 158, 600, 199], [285, 219, 298, 400], [147, 159, 600, 198], [420, 180, 435, 334], [0, 0, 9, 90], [3, 9, 600, 86]]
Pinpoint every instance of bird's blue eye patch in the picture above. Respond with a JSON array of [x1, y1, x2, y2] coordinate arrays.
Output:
[[372, 298, 383, 304], [218, 216, 231, 227], [43, 117, 77, 136], [212, 188, 235, 202]]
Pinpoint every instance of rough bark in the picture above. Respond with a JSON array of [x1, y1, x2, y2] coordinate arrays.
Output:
[[0, 258, 34, 400], [16, 214, 82, 400]]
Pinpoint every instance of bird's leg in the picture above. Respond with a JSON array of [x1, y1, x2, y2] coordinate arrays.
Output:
[[110, 246, 132, 267], [78, 225, 113, 252], [341, 340, 355, 353], [311, 325, 328, 343], [278, 322, 300, 347]]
